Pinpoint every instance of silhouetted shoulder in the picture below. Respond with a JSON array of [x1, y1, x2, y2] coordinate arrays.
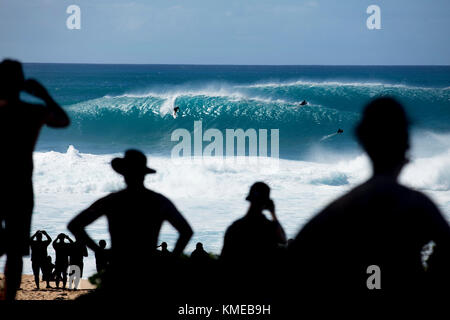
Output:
[[294, 177, 450, 247]]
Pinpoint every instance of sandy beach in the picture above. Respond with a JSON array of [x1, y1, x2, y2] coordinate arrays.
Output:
[[0, 274, 96, 300]]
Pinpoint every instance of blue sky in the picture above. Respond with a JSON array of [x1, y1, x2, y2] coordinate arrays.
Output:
[[0, 0, 449, 65]]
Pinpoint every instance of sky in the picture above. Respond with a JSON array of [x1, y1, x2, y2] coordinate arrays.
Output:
[[0, 0, 449, 65]]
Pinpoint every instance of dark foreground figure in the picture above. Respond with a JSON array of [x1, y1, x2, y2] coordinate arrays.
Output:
[[68, 150, 193, 304], [0, 59, 69, 300], [289, 97, 450, 303]]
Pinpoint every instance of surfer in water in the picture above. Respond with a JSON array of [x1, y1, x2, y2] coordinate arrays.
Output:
[[173, 106, 180, 118], [299, 100, 308, 106], [337, 128, 343, 134]]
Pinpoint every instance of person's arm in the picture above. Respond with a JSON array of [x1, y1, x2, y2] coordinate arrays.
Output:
[[30, 230, 39, 241], [266, 200, 287, 244], [52, 238, 59, 249], [41, 231, 52, 245], [65, 235, 74, 244], [68, 198, 108, 254], [23, 79, 70, 128], [83, 246, 88, 257], [163, 199, 193, 256]]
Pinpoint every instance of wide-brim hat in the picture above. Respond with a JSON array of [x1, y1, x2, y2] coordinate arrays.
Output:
[[111, 149, 156, 176]]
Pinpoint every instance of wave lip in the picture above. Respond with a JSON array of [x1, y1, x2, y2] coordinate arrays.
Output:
[[238, 79, 447, 91]]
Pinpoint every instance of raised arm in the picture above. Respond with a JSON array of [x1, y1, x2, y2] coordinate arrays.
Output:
[[30, 230, 40, 241], [267, 200, 287, 244], [23, 79, 70, 128], [164, 200, 193, 256], [41, 230, 52, 244], [68, 198, 108, 254], [65, 235, 74, 243]]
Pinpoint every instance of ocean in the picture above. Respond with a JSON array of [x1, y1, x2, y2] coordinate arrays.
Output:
[[2, 64, 450, 278]]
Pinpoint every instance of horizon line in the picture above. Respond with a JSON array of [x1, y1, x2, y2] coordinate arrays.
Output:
[[18, 62, 450, 67]]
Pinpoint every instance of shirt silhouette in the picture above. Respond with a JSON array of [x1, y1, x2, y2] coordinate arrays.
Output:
[[0, 59, 69, 300]]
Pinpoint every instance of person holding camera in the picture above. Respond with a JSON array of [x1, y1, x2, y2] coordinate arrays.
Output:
[[52, 233, 74, 289], [30, 230, 52, 289], [0, 59, 69, 300]]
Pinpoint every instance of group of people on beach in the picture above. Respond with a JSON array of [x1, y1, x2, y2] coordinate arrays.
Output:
[[29, 230, 109, 290], [1, 59, 450, 307]]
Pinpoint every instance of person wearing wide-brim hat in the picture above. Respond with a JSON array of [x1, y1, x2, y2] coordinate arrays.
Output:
[[68, 149, 193, 295]]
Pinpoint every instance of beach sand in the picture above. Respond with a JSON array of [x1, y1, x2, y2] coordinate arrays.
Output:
[[0, 274, 96, 300]]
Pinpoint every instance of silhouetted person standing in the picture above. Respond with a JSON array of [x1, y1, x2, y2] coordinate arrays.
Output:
[[69, 238, 88, 278], [0, 60, 69, 300], [289, 97, 450, 299], [220, 182, 286, 300], [53, 233, 74, 289], [95, 240, 109, 273], [190, 242, 209, 262], [221, 182, 287, 262], [157, 242, 171, 257], [30, 230, 52, 289], [68, 150, 193, 297]]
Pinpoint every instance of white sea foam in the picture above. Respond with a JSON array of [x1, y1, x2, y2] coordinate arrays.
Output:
[[238, 80, 446, 91], [2, 138, 449, 278]]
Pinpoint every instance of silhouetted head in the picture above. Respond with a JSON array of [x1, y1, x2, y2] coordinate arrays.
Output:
[[160, 242, 168, 250], [57, 233, 66, 240], [111, 149, 156, 187], [356, 97, 410, 176], [246, 182, 271, 210], [0, 59, 24, 101], [196, 242, 203, 250], [36, 231, 43, 241], [99, 240, 107, 249]]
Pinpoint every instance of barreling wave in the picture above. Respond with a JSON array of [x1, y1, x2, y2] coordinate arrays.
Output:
[[39, 79, 449, 157]]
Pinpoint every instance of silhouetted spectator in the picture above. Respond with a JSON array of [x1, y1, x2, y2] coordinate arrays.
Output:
[[30, 230, 52, 289], [95, 240, 109, 273], [53, 233, 74, 289], [221, 182, 287, 263], [69, 237, 88, 278], [157, 242, 171, 257], [0, 59, 69, 300], [42, 256, 55, 285], [190, 242, 209, 262], [289, 97, 450, 299], [220, 182, 286, 301], [68, 149, 193, 297]]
